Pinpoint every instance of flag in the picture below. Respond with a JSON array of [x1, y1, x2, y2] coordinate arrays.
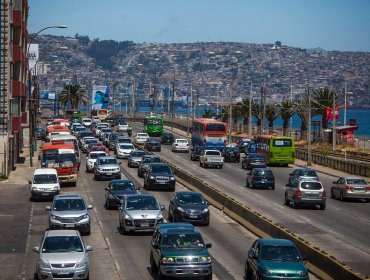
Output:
[[325, 106, 339, 121]]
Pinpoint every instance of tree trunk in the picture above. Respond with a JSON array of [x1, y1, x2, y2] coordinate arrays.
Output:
[[283, 118, 289, 136]]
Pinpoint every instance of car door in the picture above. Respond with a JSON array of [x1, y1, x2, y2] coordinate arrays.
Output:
[[151, 230, 162, 265], [335, 178, 345, 196], [248, 240, 260, 276], [286, 182, 297, 201]]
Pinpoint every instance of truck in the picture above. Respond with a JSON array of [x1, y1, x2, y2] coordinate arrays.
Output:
[[199, 149, 224, 169]]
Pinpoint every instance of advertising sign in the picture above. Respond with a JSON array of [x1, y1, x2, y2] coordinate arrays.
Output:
[[28, 44, 39, 75], [92, 85, 110, 110]]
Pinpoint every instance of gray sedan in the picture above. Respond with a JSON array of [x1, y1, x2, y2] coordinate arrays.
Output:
[[331, 176, 370, 202]]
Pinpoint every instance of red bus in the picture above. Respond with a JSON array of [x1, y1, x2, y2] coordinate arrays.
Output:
[[191, 118, 227, 150]]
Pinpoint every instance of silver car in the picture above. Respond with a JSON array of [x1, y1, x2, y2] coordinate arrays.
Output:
[[116, 143, 136, 159], [331, 176, 370, 202], [118, 194, 164, 233], [127, 150, 147, 168], [46, 194, 92, 235], [33, 229, 92, 280], [93, 155, 122, 180]]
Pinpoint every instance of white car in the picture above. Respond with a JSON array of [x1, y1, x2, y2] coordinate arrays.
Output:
[[86, 151, 106, 172], [82, 117, 92, 127], [95, 123, 109, 137], [29, 168, 60, 201], [116, 143, 136, 159], [117, 123, 130, 132], [172, 138, 190, 152], [135, 133, 149, 144]]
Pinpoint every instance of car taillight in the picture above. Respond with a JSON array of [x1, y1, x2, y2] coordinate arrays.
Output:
[[322, 190, 327, 198], [345, 185, 353, 190], [365, 186, 370, 191], [295, 189, 302, 197]]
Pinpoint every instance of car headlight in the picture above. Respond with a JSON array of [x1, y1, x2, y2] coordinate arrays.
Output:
[[97, 168, 103, 172], [116, 168, 120, 172], [162, 257, 175, 264], [53, 186, 59, 190], [80, 214, 89, 220], [50, 215, 60, 220], [200, 256, 211, 263], [177, 207, 185, 212], [201, 208, 209, 213], [108, 194, 115, 199], [76, 256, 88, 268], [124, 214, 132, 220], [150, 176, 155, 180], [38, 258, 50, 269], [170, 177, 175, 180], [262, 269, 273, 276], [297, 271, 308, 277], [157, 217, 164, 224], [32, 187, 37, 191]]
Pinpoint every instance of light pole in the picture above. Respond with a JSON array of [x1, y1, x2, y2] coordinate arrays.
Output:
[[27, 25, 67, 167], [248, 82, 253, 136]]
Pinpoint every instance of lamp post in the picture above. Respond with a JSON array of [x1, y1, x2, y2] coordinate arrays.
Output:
[[27, 25, 67, 167]]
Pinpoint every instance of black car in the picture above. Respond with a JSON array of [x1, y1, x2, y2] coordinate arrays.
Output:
[[138, 155, 161, 178], [144, 163, 176, 191], [246, 168, 275, 189], [160, 132, 174, 145], [190, 146, 206, 161], [236, 141, 250, 154], [168, 191, 210, 225], [35, 127, 46, 140], [104, 179, 140, 209], [241, 153, 267, 170], [144, 138, 161, 152], [221, 146, 240, 162], [107, 132, 121, 151]]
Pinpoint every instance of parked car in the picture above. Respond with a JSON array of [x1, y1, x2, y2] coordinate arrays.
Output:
[[288, 168, 319, 186], [118, 194, 165, 233], [85, 151, 106, 173], [244, 238, 308, 280], [35, 127, 46, 141], [168, 191, 210, 225], [150, 223, 212, 280], [137, 155, 161, 178], [171, 138, 189, 152], [29, 168, 60, 201], [284, 179, 326, 209], [246, 168, 275, 189], [160, 132, 174, 144], [241, 153, 267, 170], [81, 117, 92, 127], [116, 143, 136, 159], [94, 155, 121, 180], [331, 176, 370, 202], [144, 163, 176, 191], [46, 194, 92, 235], [144, 138, 161, 152], [104, 179, 140, 209], [135, 132, 150, 144], [33, 230, 92, 280], [127, 150, 147, 168], [221, 146, 240, 162]]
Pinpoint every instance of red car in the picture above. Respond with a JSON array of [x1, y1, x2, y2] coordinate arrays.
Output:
[[88, 144, 109, 156]]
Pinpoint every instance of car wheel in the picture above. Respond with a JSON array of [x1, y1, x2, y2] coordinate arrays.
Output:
[[150, 253, 158, 273], [84, 226, 91, 236], [170, 185, 175, 192], [204, 274, 212, 280], [292, 198, 299, 209], [105, 199, 111, 210], [34, 272, 40, 280], [320, 203, 326, 210], [340, 192, 346, 202], [244, 263, 252, 280], [271, 185, 275, 190], [168, 211, 172, 221], [158, 268, 167, 280], [219, 165, 223, 169], [250, 182, 254, 189], [199, 161, 202, 167], [204, 216, 210, 226], [241, 162, 246, 169], [284, 193, 290, 206], [330, 189, 335, 199], [138, 170, 142, 178]]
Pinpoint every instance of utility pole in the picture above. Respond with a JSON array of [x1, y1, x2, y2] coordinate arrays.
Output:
[[344, 81, 347, 126], [228, 82, 233, 144], [290, 83, 294, 137], [248, 82, 253, 136], [171, 68, 175, 130], [332, 93, 336, 153], [307, 84, 312, 166]]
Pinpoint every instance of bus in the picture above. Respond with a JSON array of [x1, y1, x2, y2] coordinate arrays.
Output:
[[255, 135, 295, 166], [65, 109, 81, 120], [97, 109, 110, 121], [191, 118, 227, 150], [144, 116, 164, 136], [40, 142, 79, 186]]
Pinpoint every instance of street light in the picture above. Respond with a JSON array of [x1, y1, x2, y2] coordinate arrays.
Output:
[[27, 25, 67, 167]]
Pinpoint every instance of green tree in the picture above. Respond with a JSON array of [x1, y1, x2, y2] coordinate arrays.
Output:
[[59, 84, 88, 109], [280, 101, 295, 135], [202, 109, 214, 118], [312, 87, 335, 129], [295, 96, 310, 139], [252, 102, 262, 132], [265, 104, 279, 134], [236, 98, 251, 126]]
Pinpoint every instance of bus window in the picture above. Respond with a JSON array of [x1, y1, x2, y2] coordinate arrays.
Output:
[[206, 123, 226, 132], [272, 139, 292, 147]]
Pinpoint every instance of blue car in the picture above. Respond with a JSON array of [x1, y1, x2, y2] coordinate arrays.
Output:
[[104, 179, 140, 209]]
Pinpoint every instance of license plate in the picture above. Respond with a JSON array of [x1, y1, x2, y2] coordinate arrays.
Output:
[[190, 214, 198, 218], [354, 188, 364, 192], [107, 173, 112, 176], [57, 271, 69, 275], [141, 223, 149, 227], [306, 193, 317, 198], [41, 192, 50, 196], [157, 180, 167, 184], [65, 224, 75, 228]]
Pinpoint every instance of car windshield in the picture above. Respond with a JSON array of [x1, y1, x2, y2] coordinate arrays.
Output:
[[92, 147, 106, 152], [178, 193, 206, 205], [250, 154, 264, 159], [118, 138, 131, 143], [206, 150, 220, 156], [89, 153, 105, 159], [162, 233, 205, 248], [152, 165, 171, 173], [260, 245, 301, 262], [53, 199, 86, 211], [99, 158, 118, 165], [36, 128, 45, 132], [126, 197, 159, 210], [224, 147, 237, 152], [85, 139, 98, 144], [132, 151, 146, 157], [111, 181, 136, 191], [176, 140, 188, 144], [299, 170, 317, 177], [75, 127, 86, 132], [33, 174, 58, 184], [346, 178, 367, 185], [42, 236, 84, 253], [120, 144, 134, 149], [254, 170, 273, 176], [138, 133, 148, 137]]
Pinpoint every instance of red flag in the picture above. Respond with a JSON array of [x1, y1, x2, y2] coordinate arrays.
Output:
[[334, 106, 339, 119], [325, 107, 332, 121]]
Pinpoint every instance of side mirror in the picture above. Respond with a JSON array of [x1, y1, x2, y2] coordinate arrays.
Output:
[[119, 162, 122, 165], [153, 243, 160, 249], [105, 187, 108, 190], [87, 205, 93, 209], [85, 245, 93, 252], [205, 243, 212, 249], [45, 206, 51, 211], [160, 204, 165, 210], [32, 246, 39, 253], [29, 180, 32, 184]]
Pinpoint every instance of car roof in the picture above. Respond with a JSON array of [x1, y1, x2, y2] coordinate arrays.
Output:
[[110, 179, 133, 184], [175, 191, 202, 196], [98, 155, 116, 159], [34, 168, 58, 175], [150, 162, 168, 167], [157, 223, 197, 233], [45, 229, 81, 237], [342, 176, 367, 180], [252, 168, 272, 172], [125, 193, 155, 199], [258, 238, 295, 246], [54, 194, 83, 200]]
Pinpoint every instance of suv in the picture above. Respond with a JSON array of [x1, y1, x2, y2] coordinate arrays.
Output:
[[289, 168, 319, 186], [150, 223, 212, 280], [29, 168, 60, 201], [221, 146, 240, 162], [138, 155, 161, 178], [33, 230, 92, 280], [107, 131, 121, 151], [144, 163, 176, 191], [160, 132, 174, 145], [93, 155, 122, 180], [46, 194, 93, 235], [246, 168, 275, 190], [284, 179, 326, 210]]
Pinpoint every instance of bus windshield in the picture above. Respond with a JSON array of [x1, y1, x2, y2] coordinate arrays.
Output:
[[206, 123, 226, 132]]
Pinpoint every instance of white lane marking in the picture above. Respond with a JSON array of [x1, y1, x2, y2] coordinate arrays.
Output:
[[105, 237, 121, 272], [273, 203, 285, 209], [328, 229, 344, 238], [21, 202, 34, 279], [299, 215, 311, 223], [89, 196, 94, 203]]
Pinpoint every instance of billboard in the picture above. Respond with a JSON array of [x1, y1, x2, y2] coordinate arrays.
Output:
[[92, 85, 110, 110], [28, 44, 39, 75]]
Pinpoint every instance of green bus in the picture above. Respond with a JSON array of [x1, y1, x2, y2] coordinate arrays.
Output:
[[144, 116, 164, 136], [256, 135, 295, 166]]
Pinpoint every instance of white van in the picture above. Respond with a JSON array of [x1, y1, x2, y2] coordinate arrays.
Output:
[[29, 168, 60, 200]]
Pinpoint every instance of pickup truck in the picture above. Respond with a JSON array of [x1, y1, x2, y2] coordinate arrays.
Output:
[[199, 149, 224, 169]]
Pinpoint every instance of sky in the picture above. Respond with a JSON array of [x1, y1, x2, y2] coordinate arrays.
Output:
[[28, 0, 370, 52]]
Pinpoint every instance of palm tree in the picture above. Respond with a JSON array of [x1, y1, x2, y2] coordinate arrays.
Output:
[[312, 87, 335, 129], [265, 104, 279, 134], [59, 84, 88, 109], [236, 98, 251, 126], [295, 96, 310, 139], [252, 102, 262, 133], [280, 101, 295, 135], [202, 109, 214, 118]]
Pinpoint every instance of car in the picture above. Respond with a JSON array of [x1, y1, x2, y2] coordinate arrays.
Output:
[[117, 120, 131, 132], [78, 131, 95, 144], [135, 132, 150, 144], [107, 131, 121, 150], [288, 168, 319, 186], [70, 122, 82, 132], [73, 126, 87, 138], [29, 168, 60, 201], [171, 138, 189, 152], [35, 127, 46, 141], [221, 146, 240, 162], [118, 194, 165, 233], [236, 141, 252, 154], [331, 176, 370, 202], [137, 155, 161, 178], [144, 138, 161, 152], [190, 146, 206, 161], [246, 168, 275, 189], [168, 191, 210, 225], [115, 136, 132, 145], [88, 144, 109, 156], [127, 150, 147, 168], [104, 179, 140, 209], [33, 229, 92, 280], [82, 137, 98, 153], [144, 162, 176, 191], [284, 179, 326, 210], [46, 194, 92, 235], [160, 132, 174, 144], [244, 238, 308, 280], [150, 223, 212, 280], [100, 128, 112, 141], [93, 155, 121, 180], [241, 153, 267, 170], [85, 151, 106, 172], [116, 143, 136, 159], [81, 117, 92, 127]]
